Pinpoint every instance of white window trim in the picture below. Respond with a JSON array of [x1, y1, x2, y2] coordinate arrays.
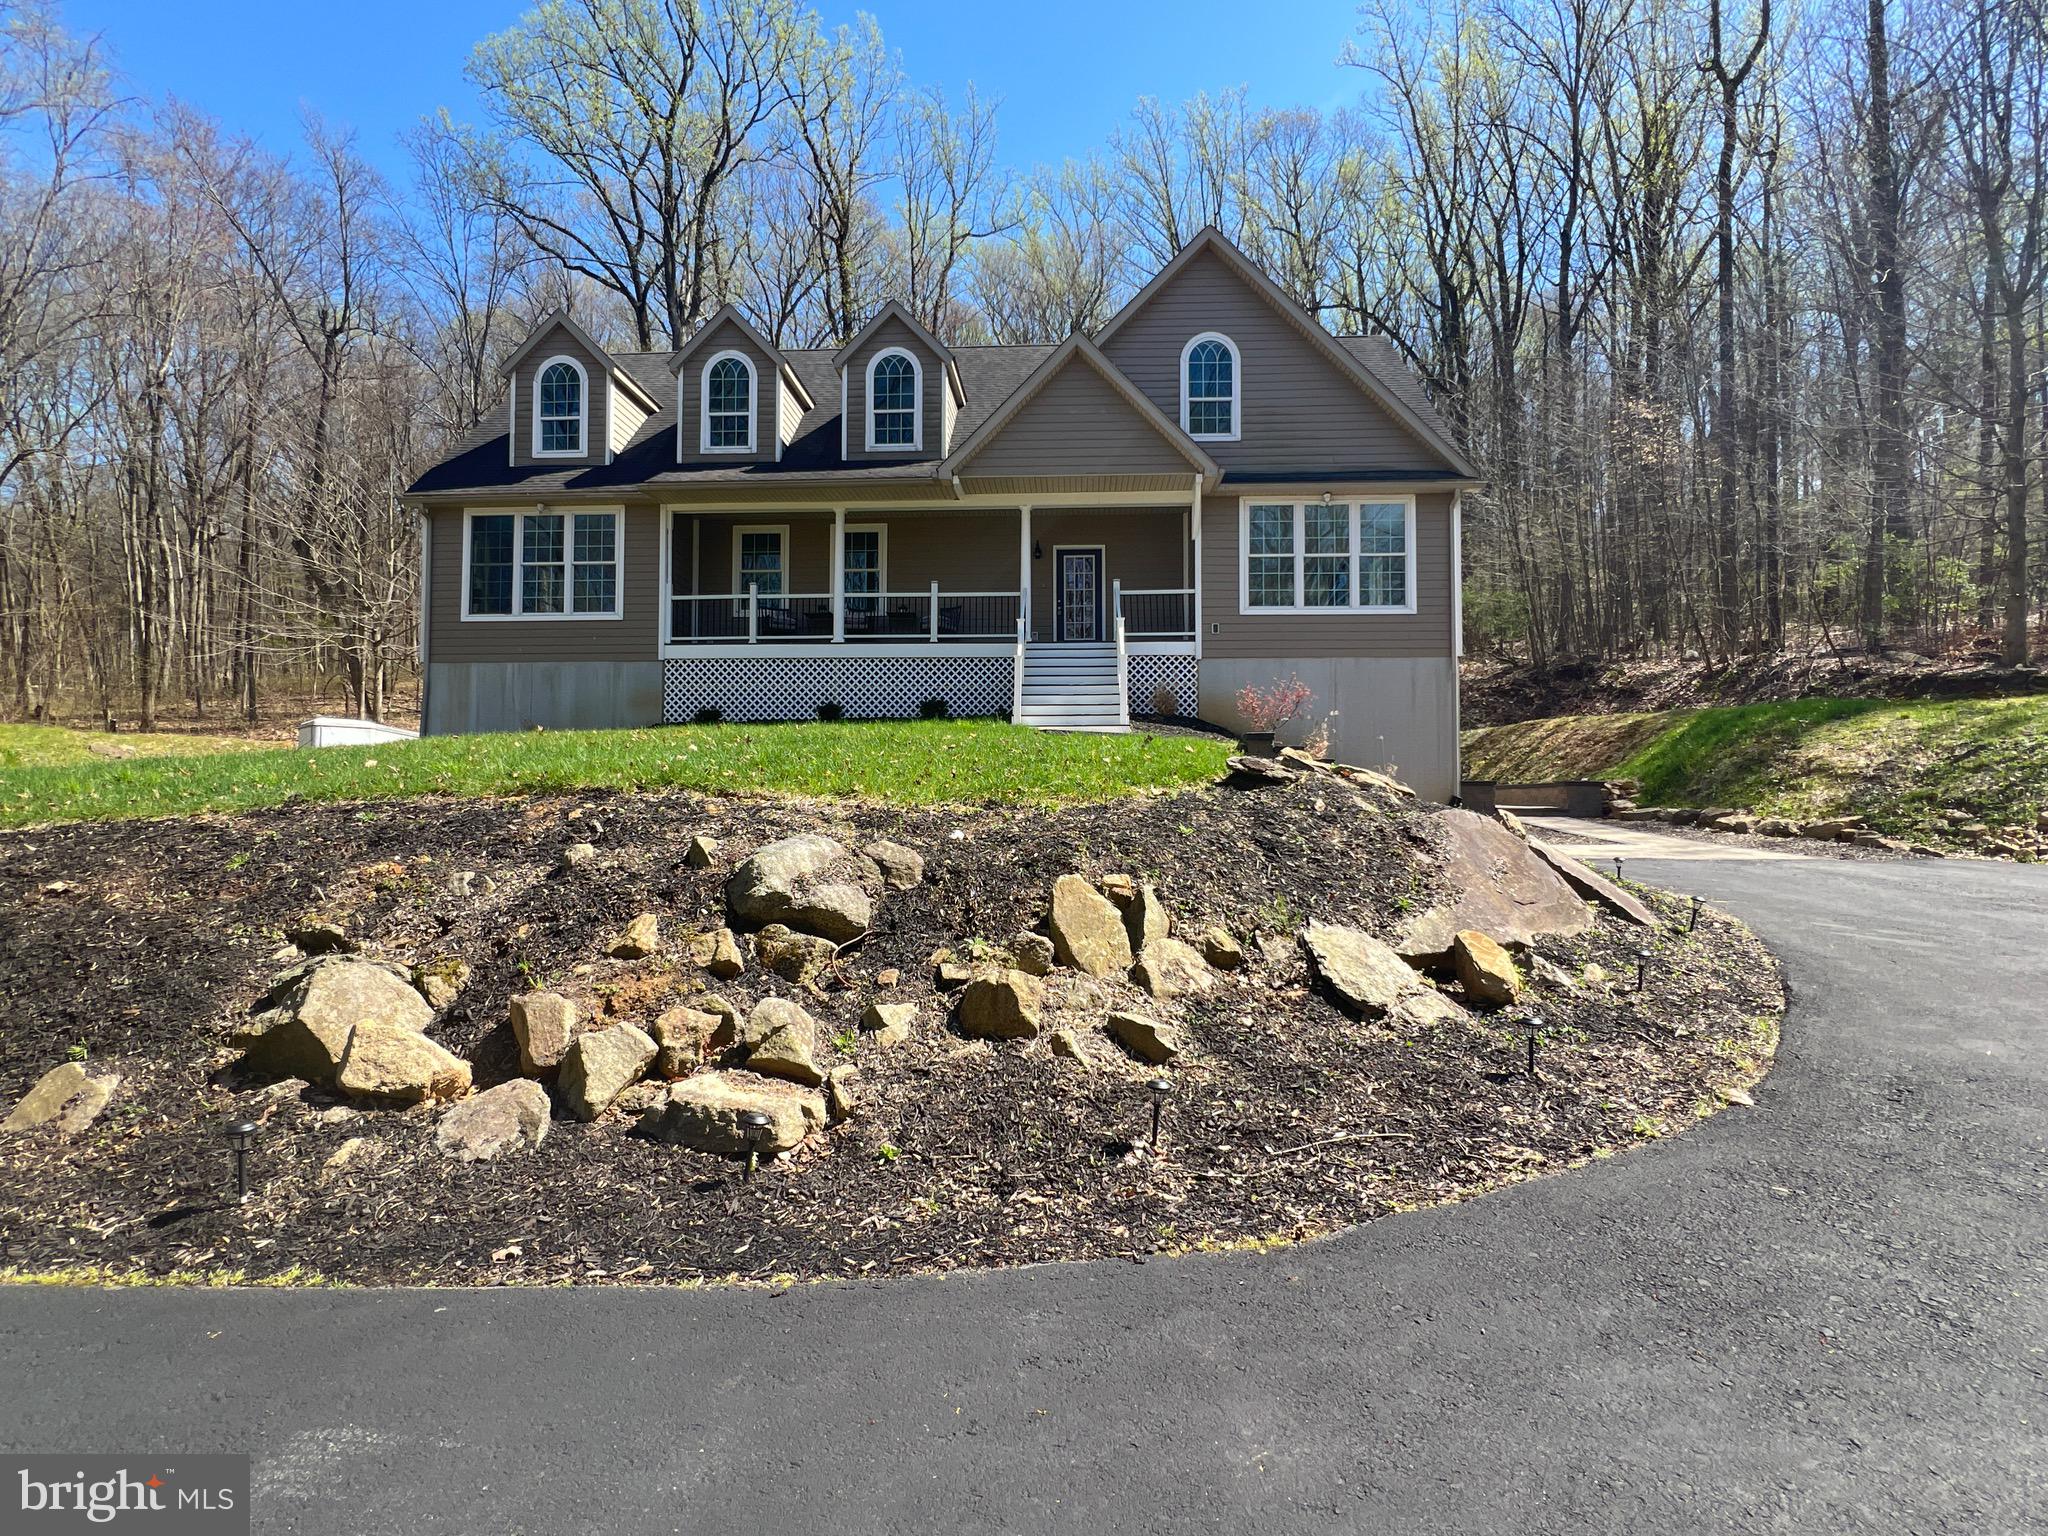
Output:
[[865, 348, 923, 452], [1180, 331, 1241, 442], [1236, 495, 1418, 616], [730, 523, 791, 594], [841, 522, 889, 594], [530, 355, 590, 458], [459, 506, 625, 621], [700, 350, 757, 455]]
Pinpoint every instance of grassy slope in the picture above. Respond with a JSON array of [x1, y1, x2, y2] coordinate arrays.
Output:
[[1462, 696, 2048, 840], [0, 724, 273, 768], [0, 721, 1235, 829]]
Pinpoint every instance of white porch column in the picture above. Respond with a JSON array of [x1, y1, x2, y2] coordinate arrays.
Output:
[[830, 506, 846, 643], [1190, 474, 1204, 658], [1018, 504, 1033, 643]]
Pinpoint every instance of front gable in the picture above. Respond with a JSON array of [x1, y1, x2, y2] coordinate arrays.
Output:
[[838, 311, 956, 461], [674, 313, 781, 464], [1097, 238, 1467, 478], [505, 318, 611, 470]]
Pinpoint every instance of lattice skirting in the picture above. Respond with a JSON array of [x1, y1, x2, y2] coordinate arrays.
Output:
[[1127, 655, 1199, 718], [663, 655, 1014, 723]]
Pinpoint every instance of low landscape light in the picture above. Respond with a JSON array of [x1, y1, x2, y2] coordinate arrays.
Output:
[[1636, 948, 1652, 992], [223, 1119, 259, 1203], [1689, 894, 1702, 933], [737, 1110, 773, 1181], [1612, 857, 1624, 884], [1523, 1013, 1543, 1081], [1146, 1077, 1172, 1149]]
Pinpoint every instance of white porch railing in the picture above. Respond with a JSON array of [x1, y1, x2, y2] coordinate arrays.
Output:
[[1116, 587, 1197, 640], [669, 584, 1021, 645], [1112, 580, 1132, 728]]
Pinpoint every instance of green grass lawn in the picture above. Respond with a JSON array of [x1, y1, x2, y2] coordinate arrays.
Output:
[[0, 720, 1235, 829], [1462, 696, 2048, 842], [0, 723, 276, 769]]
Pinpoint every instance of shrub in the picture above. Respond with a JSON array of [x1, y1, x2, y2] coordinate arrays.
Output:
[[1150, 682, 1180, 717], [1234, 675, 1312, 732], [692, 706, 724, 726], [815, 701, 845, 722], [918, 697, 950, 720]]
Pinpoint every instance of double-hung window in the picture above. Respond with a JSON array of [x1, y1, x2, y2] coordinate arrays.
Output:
[[464, 509, 622, 618], [734, 525, 786, 606], [842, 525, 886, 620], [1239, 497, 1416, 614], [1181, 333, 1240, 440], [703, 353, 754, 452], [534, 359, 585, 455], [868, 351, 919, 449]]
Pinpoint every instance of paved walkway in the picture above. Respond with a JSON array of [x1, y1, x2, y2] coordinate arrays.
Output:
[[1529, 813, 1809, 861], [3, 857, 2044, 1534]]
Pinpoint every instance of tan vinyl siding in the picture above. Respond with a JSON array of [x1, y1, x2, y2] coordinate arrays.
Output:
[[510, 326, 609, 469], [676, 318, 775, 463], [962, 360, 1196, 478], [940, 384, 958, 456], [1029, 509, 1187, 639], [608, 378, 647, 455], [1100, 246, 1454, 474], [843, 315, 942, 462], [1200, 490, 1454, 659], [777, 375, 802, 456], [429, 505, 658, 662], [671, 510, 1015, 598]]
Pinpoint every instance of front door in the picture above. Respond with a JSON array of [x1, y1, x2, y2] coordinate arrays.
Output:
[[1056, 549, 1102, 641]]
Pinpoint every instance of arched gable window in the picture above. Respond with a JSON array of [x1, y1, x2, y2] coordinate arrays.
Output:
[[702, 351, 756, 453], [867, 349, 921, 450], [534, 357, 588, 455], [1180, 332, 1240, 441]]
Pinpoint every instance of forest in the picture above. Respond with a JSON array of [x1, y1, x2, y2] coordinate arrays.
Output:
[[0, 0, 2041, 726]]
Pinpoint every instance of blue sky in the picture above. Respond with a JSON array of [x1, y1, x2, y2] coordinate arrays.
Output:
[[65, 0, 1371, 183]]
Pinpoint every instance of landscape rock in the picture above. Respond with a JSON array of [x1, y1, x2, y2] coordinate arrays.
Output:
[[337, 1021, 471, 1105], [1106, 1010, 1182, 1064], [933, 956, 973, 990], [613, 1081, 668, 1116], [954, 969, 1044, 1040], [1132, 937, 1215, 999], [650, 1005, 731, 1075], [739, 998, 825, 1086], [1009, 933, 1056, 976], [1049, 1028, 1094, 1065], [860, 1000, 917, 1048], [434, 1079, 550, 1161], [3, 1062, 120, 1136], [754, 923, 838, 986], [1854, 832, 1911, 852], [1702, 811, 1758, 835], [1394, 810, 1593, 961], [1756, 817, 1799, 838], [826, 1064, 860, 1122], [690, 926, 745, 979], [1527, 844, 1659, 928], [1451, 930, 1522, 1008], [725, 833, 873, 941], [556, 842, 598, 874], [1332, 763, 1416, 798], [1224, 754, 1295, 787], [1394, 990, 1473, 1030], [1197, 926, 1245, 970], [287, 920, 357, 955], [234, 957, 433, 1084], [607, 912, 661, 959], [1110, 881, 1171, 950], [557, 1022, 657, 1120], [863, 840, 925, 890], [1302, 921, 1429, 1018], [412, 960, 471, 1010], [1495, 809, 1529, 841], [684, 834, 719, 868], [640, 1070, 824, 1156], [509, 991, 581, 1076], [1048, 875, 1133, 977]]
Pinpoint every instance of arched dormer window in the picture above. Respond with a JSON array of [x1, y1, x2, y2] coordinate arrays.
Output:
[[534, 357, 588, 455], [702, 351, 756, 453], [867, 349, 921, 451], [1180, 332, 1240, 441]]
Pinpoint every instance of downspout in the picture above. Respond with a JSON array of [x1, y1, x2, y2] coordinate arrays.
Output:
[[1450, 489, 1464, 795]]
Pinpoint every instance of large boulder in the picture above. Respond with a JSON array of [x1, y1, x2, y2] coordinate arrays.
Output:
[[738, 997, 825, 1086], [233, 957, 433, 1083], [435, 1079, 551, 1161], [1451, 930, 1522, 1008], [955, 969, 1044, 1040], [510, 991, 581, 1076], [641, 1070, 826, 1156], [337, 1021, 471, 1104], [1395, 810, 1592, 962], [1527, 844, 1659, 928], [558, 1022, 657, 1120], [3, 1062, 120, 1136], [1107, 1011, 1182, 1065], [725, 834, 873, 941], [1302, 921, 1429, 1018], [1132, 938, 1215, 1000], [1048, 876, 1133, 977]]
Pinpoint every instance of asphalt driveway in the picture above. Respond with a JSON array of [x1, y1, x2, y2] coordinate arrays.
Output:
[[3, 855, 2043, 1534]]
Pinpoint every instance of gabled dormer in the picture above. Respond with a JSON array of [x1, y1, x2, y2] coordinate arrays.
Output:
[[671, 305, 814, 465], [501, 311, 658, 469], [832, 301, 967, 462]]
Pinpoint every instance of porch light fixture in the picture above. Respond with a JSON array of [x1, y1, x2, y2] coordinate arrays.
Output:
[[1032, 540, 1042, 560], [1320, 491, 1331, 504], [223, 1119, 259, 1202], [737, 1109, 773, 1181], [1523, 1013, 1543, 1081], [1146, 1077, 1172, 1149]]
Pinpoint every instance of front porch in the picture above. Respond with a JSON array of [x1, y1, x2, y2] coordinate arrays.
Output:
[[657, 504, 1199, 727]]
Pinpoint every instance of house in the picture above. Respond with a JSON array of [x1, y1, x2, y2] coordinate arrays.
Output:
[[404, 227, 1480, 798]]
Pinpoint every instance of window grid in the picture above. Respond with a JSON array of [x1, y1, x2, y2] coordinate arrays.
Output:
[[870, 353, 918, 448], [465, 510, 621, 619], [1241, 499, 1412, 614], [1184, 337, 1236, 438], [706, 356, 752, 450], [537, 362, 583, 454]]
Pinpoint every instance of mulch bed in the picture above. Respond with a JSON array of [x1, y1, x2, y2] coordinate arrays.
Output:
[[0, 775, 1783, 1286]]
